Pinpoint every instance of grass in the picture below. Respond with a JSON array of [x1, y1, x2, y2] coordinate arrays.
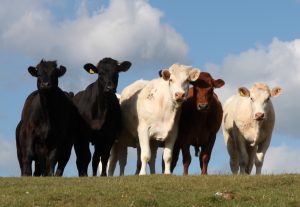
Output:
[[0, 174, 300, 207]]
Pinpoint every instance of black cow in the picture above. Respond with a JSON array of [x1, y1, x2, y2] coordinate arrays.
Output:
[[16, 60, 91, 176], [73, 57, 131, 176]]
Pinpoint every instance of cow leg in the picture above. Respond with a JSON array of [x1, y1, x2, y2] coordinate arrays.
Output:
[[20, 137, 34, 176], [235, 136, 248, 175], [255, 136, 271, 175], [55, 145, 73, 176], [199, 134, 217, 175], [170, 138, 181, 173], [245, 145, 256, 174], [149, 140, 158, 174], [138, 124, 151, 175], [108, 143, 118, 176], [92, 144, 101, 176], [74, 140, 91, 177], [135, 145, 141, 175], [224, 129, 239, 174], [100, 146, 112, 177], [163, 135, 177, 175], [181, 144, 191, 175]]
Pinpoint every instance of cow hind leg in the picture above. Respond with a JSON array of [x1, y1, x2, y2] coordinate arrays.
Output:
[[92, 145, 101, 176], [224, 130, 239, 174], [74, 140, 91, 176], [181, 145, 191, 175]]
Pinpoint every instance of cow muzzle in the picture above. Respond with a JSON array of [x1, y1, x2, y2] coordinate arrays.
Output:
[[175, 92, 185, 102], [254, 112, 265, 121], [197, 103, 209, 111]]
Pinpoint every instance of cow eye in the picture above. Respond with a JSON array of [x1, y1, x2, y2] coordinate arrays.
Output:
[[169, 79, 173, 83], [250, 97, 254, 102], [266, 97, 270, 101]]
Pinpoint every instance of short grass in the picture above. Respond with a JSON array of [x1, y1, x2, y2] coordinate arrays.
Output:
[[1, 174, 300, 207]]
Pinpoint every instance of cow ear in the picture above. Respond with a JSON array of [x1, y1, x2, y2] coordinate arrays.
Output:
[[118, 61, 132, 72], [188, 69, 201, 82], [161, 69, 171, 81], [28, 66, 38, 77], [238, 87, 250, 97], [158, 70, 163, 77], [213, 79, 225, 88], [271, 87, 283, 97], [57, 65, 67, 77], [84, 63, 98, 74]]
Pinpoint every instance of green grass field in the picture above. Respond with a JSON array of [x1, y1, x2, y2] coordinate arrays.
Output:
[[1, 174, 300, 207]]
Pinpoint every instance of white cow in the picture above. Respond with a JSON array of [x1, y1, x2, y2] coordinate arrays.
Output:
[[109, 64, 200, 175], [222, 83, 282, 175]]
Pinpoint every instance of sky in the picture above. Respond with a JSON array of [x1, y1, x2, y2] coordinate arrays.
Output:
[[1, 0, 300, 176]]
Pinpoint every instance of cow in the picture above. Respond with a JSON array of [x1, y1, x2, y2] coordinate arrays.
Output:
[[222, 83, 282, 174], [170, 72, 224, 175], [16, 60, 90, 176], [108, 64, 200, 175], [73, 57, 131, 176]]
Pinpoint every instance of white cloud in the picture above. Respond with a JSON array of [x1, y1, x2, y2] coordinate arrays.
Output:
[[263, 145, 300, 174], [0, 136, 19, 176], [206, 38, 300, 138], [0, 0, 188, 91]]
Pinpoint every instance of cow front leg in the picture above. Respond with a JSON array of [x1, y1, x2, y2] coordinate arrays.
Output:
[[92, 145, 101, 176], [163, 135, 177, 175], [255, 136, 271, 175], [138, 124, 150, 175], [200, 134, 216, 175]]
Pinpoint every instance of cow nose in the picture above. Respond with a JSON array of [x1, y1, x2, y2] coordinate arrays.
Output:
[[41, 82, 50, 88], [175, 92, 185, 102], [198, 103, 208, 110], [255, 112, 264, 120], [105, 85, 114, 92]]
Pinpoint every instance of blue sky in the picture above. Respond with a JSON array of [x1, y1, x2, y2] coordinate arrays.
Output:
[[1, 0, 300, 176]]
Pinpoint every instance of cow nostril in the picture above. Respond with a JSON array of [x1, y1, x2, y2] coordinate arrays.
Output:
[[255, 112, 264, 120], [175, 92, 185, 101], [198, 103, 208, 110]]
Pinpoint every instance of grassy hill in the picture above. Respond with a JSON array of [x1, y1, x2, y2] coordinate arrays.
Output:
[[1, 174, 300, 207]]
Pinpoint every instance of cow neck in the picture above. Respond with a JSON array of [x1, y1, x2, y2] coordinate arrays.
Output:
[[38, 88, 62, 119]]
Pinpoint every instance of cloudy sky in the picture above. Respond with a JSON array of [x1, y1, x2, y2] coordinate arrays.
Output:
[[1, 0, 300, 176]]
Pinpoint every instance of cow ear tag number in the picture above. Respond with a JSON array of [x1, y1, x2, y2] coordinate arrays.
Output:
[[89, 69, 95, 74]]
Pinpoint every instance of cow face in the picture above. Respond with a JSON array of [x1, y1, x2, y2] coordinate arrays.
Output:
[[191, 72, 224, 111], [238, 83, 282, 121], [28, 60, 66, 90], [83, 57, 131, 93], [159, 64, 200, 105]]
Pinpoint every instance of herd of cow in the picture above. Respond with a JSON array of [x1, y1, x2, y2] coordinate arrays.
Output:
[[15, 58, 282, 177]]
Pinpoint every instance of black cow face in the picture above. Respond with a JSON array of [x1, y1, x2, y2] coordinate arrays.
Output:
[[83, 57, 131, 93], [28, 60, 66, 90]]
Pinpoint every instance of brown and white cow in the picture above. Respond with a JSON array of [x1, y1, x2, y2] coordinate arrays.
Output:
[[222, 83, 282, 174], [171, 72, 224, 175], [109, 64, 200, 175]]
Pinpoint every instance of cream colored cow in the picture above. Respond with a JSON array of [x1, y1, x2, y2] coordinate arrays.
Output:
[[109, 64, 200, 175], [222, 83, 282, 174]]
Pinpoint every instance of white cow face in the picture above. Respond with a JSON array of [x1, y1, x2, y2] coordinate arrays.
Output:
[[238, 83, 282, 121], [160, 64, 200, 105]]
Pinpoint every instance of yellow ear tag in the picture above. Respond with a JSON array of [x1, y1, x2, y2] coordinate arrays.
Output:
[[89, 69, 95, 74]]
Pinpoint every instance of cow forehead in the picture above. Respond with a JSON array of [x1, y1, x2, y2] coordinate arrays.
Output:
[[168, 64, 191, 80], [250, 83, 271, 98], [37, 61, 57, 73]]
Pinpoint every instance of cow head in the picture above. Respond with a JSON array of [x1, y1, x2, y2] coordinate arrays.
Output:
[[191, 72, 225, 111], [159, 64, 201, 106], [238, 83, 282, 121], [83, 57, 131, 93], [28, 60, 66, 90]]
